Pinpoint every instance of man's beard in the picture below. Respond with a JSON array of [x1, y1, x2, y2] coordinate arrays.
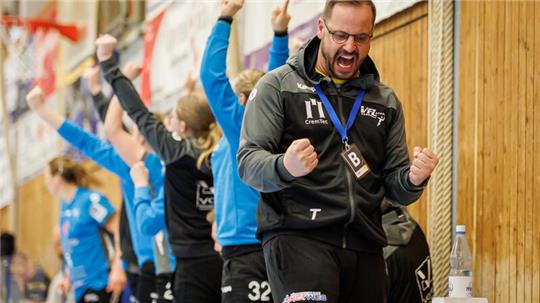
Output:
[[321, 42, 360, 80]]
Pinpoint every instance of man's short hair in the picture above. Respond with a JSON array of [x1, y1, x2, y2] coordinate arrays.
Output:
[[323, 0, 377, 25]]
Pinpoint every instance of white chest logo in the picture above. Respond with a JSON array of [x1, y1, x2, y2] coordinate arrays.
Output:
[[304, 98, 328, 125]]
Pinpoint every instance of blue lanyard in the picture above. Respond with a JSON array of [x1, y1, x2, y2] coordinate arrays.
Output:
[[314, 84, 365, 149]]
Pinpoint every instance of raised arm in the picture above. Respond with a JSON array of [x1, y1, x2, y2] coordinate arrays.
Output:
[[103, 63, 146, 166], [268, 0, 291, 71], [96, 35, 195, 165], [25, 87, 130, 178], [82, 65, 111, 122], [200, 0, 245, 147], [26, 86, 64, 129]]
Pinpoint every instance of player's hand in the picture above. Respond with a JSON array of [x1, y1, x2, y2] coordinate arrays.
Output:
[[272, 0, 291, 33], [95, 34, 118, 62], [130, 161, 149, 187], [220, 0, 244, 18], [25, 86, 46, 110], [106, 259, 126, 294]]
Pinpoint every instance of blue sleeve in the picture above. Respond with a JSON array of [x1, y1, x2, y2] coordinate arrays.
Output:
[[133, 186, 166, 236], [200, 21, 244, 150], [88, 192, 115, 226], [57, 120, 130, 178], [268, 34, 289, 71]]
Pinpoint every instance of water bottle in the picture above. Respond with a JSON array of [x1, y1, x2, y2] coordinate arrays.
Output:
[[448, 225, 473, 297]]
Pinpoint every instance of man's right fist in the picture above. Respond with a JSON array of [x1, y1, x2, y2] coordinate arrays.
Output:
[[220, 0, 244, 18], [95, 34, 118, 62], [25, 86, 45, 110], [283, 138, 318, 177]]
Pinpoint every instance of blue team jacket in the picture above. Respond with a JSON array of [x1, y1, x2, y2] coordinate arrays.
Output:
[[57, 120, 159, 268], [200, 20, 289, 247]]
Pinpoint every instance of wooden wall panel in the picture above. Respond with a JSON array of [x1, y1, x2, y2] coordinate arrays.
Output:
[[457, 1, 540, 302], [16, 162, 122, 278], [0, 206, 11, 231], [370, 2, 429, 232]]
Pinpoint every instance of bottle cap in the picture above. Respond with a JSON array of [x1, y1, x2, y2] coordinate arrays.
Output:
[[456, 225, 466, 233]]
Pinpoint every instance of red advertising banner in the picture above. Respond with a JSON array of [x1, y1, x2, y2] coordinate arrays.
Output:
[[140, 10, 165, 106]]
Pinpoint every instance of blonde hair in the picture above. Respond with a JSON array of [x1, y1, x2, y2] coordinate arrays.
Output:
[[48, 156, 101, 188], [232, 69, 266, 97], [174, 92, 222, 168]]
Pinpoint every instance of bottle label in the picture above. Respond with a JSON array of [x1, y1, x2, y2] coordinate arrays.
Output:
[[448, 276, 472, 298]]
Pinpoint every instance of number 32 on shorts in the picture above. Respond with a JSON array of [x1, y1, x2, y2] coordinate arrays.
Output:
[[248, 281, 271, 301]]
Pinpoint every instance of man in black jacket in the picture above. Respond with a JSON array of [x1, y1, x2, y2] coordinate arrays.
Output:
[[237, 0, 439, 302]]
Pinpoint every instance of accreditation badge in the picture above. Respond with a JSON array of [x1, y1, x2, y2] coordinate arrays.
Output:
[[340, 143, 370, 180]]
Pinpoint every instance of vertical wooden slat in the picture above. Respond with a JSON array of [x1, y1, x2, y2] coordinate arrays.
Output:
[[524, 2, 536, 302], [494, 2, 508, 302], [532, 2, 540, 302], [0, 206, 11, 231], [457, 0, 480, 295], [506, 1, 517, 302], [479, 0, 497, 300], [513, 1, 524, 302]]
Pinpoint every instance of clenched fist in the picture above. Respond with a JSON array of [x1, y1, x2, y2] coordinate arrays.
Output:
[[95, 34, 118, 62], [283, 138, 318, 177], [409, 147, 439, 186]]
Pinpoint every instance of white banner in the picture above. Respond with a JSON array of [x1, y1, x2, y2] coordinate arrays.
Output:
[[143, 1, 220, 112], [15, 97, 62, 183], [57, 1, 98, 72], [0, 123, 14, 208]]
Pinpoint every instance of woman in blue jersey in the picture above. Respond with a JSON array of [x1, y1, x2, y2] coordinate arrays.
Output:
[[199, 0, 290, 301], [25, 84, 157, 303], [96, 35, 223, 303], [43, 156, 125, 303]]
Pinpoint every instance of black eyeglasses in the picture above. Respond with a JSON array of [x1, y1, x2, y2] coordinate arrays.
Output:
[[323, 20, 373, 45]]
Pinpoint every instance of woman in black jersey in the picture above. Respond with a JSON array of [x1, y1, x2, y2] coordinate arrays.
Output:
[[95, 34, 223, 303]]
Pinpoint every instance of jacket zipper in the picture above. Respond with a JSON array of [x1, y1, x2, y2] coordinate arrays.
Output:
[[335, 86, 356, 249], [343, 169, 355, 248]]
